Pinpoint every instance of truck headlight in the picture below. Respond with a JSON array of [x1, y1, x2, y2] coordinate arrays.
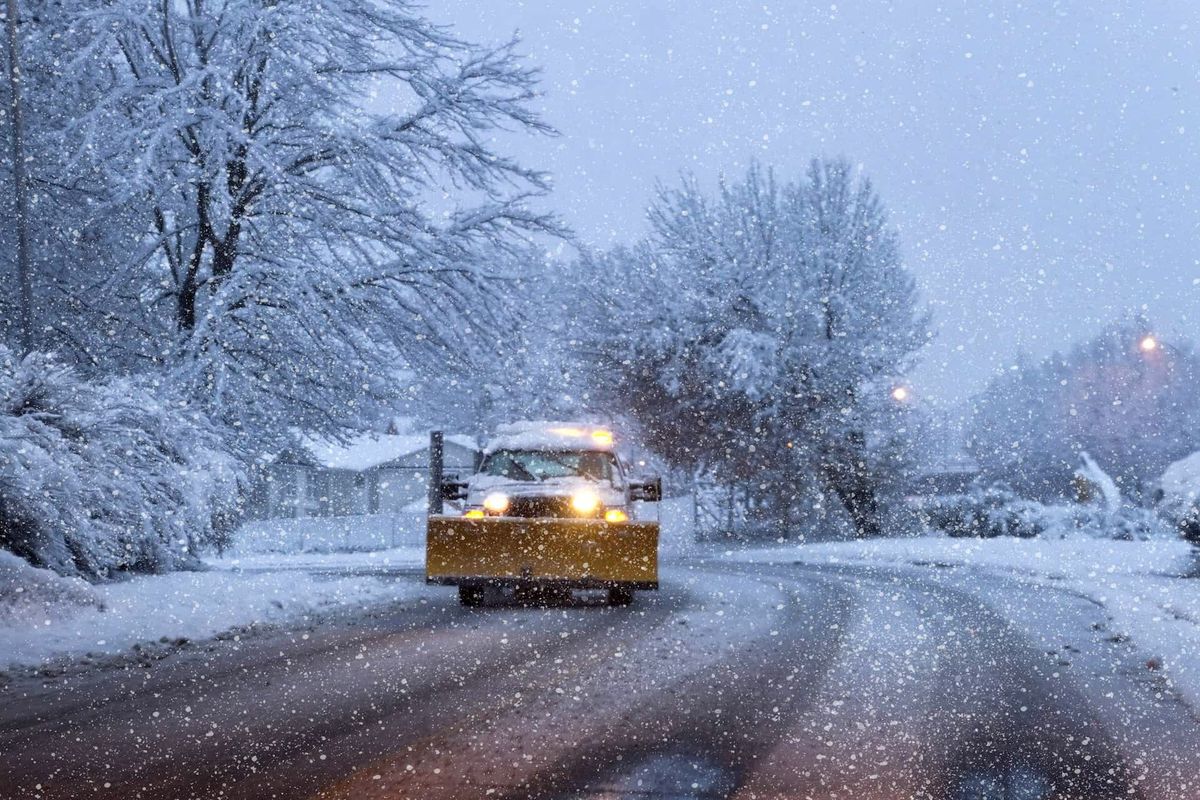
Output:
[[570, 489, 600, 515], [483, 492, 510, 514], [604, 508, 629, 523]]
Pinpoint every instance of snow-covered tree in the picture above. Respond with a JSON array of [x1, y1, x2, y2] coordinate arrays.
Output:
[[1, 0, 136, 356], [405, 246, 589, 439], [23, 0, 560, 449], [577, 160, 928, 537], [0, 346, 238, 577], [967, 319, 1200, 500]]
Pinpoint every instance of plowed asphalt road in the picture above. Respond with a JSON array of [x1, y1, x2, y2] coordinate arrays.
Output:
[[3, 560, 1199, 799]]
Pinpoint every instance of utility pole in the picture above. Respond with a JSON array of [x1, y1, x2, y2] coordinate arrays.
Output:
[[5, 0, 32, 354], [427, 430, 444, 515]]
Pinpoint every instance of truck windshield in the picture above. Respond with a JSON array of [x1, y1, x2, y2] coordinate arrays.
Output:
[[481, 450, 617, 483]]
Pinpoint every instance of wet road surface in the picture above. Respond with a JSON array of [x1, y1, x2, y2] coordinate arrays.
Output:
[[2, 561, 1198, 799]]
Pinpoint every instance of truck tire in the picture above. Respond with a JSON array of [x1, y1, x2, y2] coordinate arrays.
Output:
[[608, 586, 634, 606], [459, 586, 484, 607]]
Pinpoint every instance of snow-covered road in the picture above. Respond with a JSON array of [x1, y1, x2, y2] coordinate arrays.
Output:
[[1, 559, 1198, 799]]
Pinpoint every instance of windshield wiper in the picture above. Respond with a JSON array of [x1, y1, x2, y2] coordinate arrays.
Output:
[[508, 462, 537, 482]]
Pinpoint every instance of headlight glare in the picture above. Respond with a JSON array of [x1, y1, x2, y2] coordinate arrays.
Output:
[[570, 489, 601, 515], [483, 492, 510, 514]]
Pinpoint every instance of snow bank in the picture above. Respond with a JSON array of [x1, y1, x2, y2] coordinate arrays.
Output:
[[0, 551, 101, 627], [0, 558, 421, 670]]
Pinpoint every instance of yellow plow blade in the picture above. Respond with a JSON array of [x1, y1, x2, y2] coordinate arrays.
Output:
[[426, 516, 658, 588]]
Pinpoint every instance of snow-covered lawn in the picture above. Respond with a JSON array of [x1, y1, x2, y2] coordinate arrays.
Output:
[[0, 551, 423, 672], [728, 535, 1193, 580], [729, 536, 1200, 709], [206, 546, 425, 572]]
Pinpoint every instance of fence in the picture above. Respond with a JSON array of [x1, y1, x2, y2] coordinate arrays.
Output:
[[233, 511, 428, 554]]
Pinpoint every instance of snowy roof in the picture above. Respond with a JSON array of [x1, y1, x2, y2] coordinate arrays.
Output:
[[485, 421, 615, 454], [301, 432, 476, 472]]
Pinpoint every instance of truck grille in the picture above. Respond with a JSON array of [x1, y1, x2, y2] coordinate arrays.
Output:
[[507, 496, 575, 519]]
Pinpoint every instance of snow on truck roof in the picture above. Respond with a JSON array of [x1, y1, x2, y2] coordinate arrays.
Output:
[[485, 422, 615, 454]]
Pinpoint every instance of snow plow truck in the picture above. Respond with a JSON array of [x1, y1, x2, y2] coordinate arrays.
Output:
[[426, 422, 662, 606]]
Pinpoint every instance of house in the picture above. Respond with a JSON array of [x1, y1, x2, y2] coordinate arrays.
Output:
[[246, 432, 478, 520], [901, 462, 980, 498]]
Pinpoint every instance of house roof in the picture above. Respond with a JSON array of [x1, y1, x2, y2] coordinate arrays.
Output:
[[301, 432, 477, 472]]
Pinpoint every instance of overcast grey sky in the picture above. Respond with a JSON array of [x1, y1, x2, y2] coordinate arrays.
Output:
[[430, 1, 1200, 404]]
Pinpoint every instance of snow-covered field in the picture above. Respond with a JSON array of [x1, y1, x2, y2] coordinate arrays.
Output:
[[729, 536, 1200, 709], [0, 551, 423, 673]]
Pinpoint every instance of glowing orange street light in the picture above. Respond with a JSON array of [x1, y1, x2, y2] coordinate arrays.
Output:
[[1139, 335, 1159, 353]]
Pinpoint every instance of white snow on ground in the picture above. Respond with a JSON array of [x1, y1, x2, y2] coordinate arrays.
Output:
[[728, 535, 1200, 709], [726, 535, 1191, 577], [207, 546, 425, 571], [0, 553, 423, 671]]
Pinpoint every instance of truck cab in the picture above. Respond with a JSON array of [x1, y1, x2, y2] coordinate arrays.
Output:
[[427, 422, 661, 606]]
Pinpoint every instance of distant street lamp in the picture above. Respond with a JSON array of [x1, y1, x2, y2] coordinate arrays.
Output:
[[1139, 335, 1159, 353], [890, 385, 911, 403]]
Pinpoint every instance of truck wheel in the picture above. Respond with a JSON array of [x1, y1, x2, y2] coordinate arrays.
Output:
[[459, 586, 484, 607], [608, 587, 634, 606]]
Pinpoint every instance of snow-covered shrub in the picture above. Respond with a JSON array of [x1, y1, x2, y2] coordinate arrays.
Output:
[[922, 486, 1175, 541], [1157, 451, 1200, 542], [921, 487, 1047, 539], [0, 348, 240, 578], [1056, 504, 1174, 542]]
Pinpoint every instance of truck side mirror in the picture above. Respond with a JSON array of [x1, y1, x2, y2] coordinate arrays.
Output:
[[628, 476, 662, 503], [441, 474, 469, 502]]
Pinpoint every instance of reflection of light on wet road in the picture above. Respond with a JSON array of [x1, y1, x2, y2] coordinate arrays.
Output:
[[949, 763, 1052, 800], [563, 753, 736, 799]]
